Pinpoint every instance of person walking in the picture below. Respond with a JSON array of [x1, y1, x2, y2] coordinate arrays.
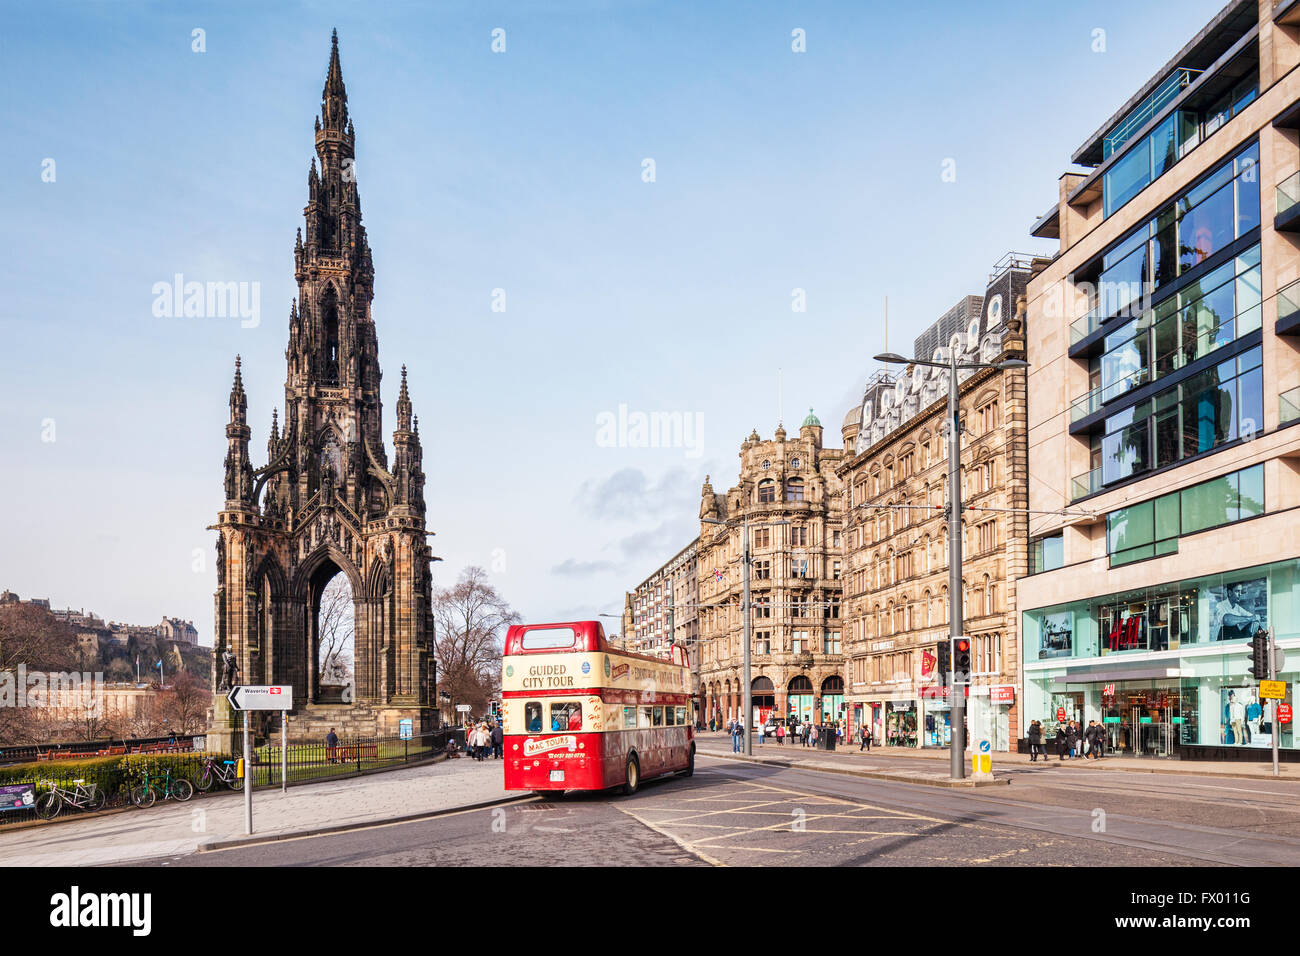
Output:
[[1085, 720, 1102, 760], [776, 721, 785, 746], [1070, 720, 1082, 759], [1055, 721, 1069, 761], [1027, 720, 1041, 762], [325, 727, 339, 765], [757, 718, 765, 746], [730, 718, 742, 753], [860, 724, 872, 752], [491, 721, 503, 760]]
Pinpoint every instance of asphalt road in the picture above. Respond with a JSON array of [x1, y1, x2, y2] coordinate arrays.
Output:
[[136, 753, 1300, 866]]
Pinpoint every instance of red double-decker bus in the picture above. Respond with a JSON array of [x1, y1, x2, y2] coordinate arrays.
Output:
[[501, 620, 695, 794]]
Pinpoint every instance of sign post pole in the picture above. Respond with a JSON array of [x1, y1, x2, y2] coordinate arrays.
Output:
[[1270, 628, 1279, 778], [281, 710, 287, 794], [243, 710, 252, 835]]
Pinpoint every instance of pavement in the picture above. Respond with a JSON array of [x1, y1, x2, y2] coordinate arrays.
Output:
[[701, 731, 1298, 780], [0, 754, 517, 866]]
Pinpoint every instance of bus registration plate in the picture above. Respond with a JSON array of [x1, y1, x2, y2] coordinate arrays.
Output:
[[549, 770, 565, 782]]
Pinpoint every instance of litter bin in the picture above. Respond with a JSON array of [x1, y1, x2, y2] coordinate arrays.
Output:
[[821, 728, 836, 751]]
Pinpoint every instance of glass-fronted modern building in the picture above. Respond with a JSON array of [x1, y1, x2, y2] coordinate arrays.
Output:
[[1022, 0, 1300, 759]]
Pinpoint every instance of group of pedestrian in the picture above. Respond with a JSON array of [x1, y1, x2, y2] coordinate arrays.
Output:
[[1027, 718, 1105, 761], [465, 719, 504, 761]]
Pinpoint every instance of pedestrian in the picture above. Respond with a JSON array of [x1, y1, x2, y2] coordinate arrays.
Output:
[[325, 727, 339, 764], [1085, 720, 1103, 760], [860, 724, 872, 752], [1055, 722, 1069, 761], [730, 719, 742, 753], [491, 720, 503, 759], [757, 718, 765, 746], [1070, 720, 1082, 759], [776, 721, 785, 746], [1027, 720, 1041, 762]]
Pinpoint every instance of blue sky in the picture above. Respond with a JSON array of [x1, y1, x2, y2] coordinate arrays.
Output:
[[0, 0, 1227, 639]]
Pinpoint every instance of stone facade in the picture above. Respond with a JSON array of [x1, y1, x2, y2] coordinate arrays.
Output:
[[838, 259, 1032, 751], [696, 415, 846, 728], [210, 33, 435, 745], [623, 538, 701, 706]]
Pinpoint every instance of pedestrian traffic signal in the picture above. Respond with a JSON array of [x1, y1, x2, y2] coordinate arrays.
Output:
[[936, 641, 950, 677], [1248, 629, 1270, 681]]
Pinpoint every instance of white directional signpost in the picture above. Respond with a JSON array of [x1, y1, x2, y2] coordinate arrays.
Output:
[[226, 685, 292, 834]]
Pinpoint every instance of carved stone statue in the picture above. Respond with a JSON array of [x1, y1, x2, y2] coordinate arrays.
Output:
[[219, 649, 241, 691]]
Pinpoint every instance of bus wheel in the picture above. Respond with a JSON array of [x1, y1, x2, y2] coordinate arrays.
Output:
[[622, 755, 640, 795], [681, 746, 695, 777]]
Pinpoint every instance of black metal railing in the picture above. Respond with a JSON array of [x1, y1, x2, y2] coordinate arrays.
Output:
[[0, 729, 460, 829], [0, 733, 204, 766]]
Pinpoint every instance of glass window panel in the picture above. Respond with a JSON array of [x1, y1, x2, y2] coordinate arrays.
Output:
[[1109, 500, 1154, 553], [1155, 493, 1181, 539], [1238, 464, 1264, 518], [1183, 161, 1233, 211], [1150, 115, 1177, 180], [1181, 474, 1236, 534], [1103, 418, 1151, 484], [1179, 182, 1235, 273], [1235, 149, 1261, 236], [1152, 217, 1177, 290], [1100, 243, 1148, 318], [1153, 310, 1179, 378], [1155, 407, 1181, 468], [1106, 140, 1153, 217], [1237, 365, 1262, 438]]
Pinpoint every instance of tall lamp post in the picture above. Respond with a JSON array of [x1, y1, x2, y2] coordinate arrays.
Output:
[[874, 348, 1028, 779], [703, 513, 789, 756]]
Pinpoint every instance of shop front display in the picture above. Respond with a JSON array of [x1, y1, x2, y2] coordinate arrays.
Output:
[[885, 701, 917, 747]]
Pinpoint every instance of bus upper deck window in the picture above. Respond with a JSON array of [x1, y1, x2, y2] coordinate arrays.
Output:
[[521, 627, 577, 650], [525, 702, 543, 733]]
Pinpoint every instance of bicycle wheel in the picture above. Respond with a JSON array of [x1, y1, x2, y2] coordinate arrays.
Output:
[[35, 791, 61, 820], [87, 786, 106, 812], [171, 778, 194, 802], [229, 773, 244, 792], [131, 785, 156, 808]]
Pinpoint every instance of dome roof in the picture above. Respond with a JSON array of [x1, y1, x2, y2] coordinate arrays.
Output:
[[801, 408, 821, 427], [841, 405, 861, 428]]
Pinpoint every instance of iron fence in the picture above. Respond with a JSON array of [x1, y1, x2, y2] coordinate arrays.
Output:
[[0, 728, 461, 829], [0, 733, 203, 766]]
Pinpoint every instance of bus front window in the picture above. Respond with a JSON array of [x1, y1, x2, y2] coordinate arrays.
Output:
[[525, 702, 542, 733]]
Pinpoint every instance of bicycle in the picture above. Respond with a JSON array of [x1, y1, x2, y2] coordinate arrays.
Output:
[[194, 755, 244, 792], [34, 778, 106, 820], [130, 765, 194, 807]]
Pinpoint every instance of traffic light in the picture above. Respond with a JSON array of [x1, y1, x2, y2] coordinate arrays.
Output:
[[936, 641, 951, 678], [1248, 629, 1270, 681], [952, 637, 971, 683]]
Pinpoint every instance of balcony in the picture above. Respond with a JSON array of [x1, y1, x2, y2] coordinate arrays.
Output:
[[1276, 172, 1300, 233], [1103, 68, 1202, 159], [1071, 467, 1102, 501], [1069, 306, 1104, 348], [1282, 387, 1300, 426], [1279, 277, 1300, 336]]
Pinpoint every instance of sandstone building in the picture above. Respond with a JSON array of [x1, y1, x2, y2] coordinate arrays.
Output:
[[838, 257, 1033, 751], [696, 415, 846, 728]]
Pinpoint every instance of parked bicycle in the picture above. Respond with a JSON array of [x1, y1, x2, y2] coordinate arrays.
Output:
[[34, 778, 106, 820], [194, 755, 244, 792], [130, 765, 194, 807]]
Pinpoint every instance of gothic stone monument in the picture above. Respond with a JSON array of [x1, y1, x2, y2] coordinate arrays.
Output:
[[209, 32, 436, 749]]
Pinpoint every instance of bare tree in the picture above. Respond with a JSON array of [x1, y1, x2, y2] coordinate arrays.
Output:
[[432, 566, 518, 717], [318, 574, 355, 686], [0, 604, 78, 745], [157, 671, 211, 734]]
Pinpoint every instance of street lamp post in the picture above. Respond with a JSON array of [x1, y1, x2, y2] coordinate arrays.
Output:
[[704, 512, 788, 756], [875, 348, 1028, 780]]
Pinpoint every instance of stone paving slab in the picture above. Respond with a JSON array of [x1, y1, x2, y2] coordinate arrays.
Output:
[[0, 755, 513, 867]]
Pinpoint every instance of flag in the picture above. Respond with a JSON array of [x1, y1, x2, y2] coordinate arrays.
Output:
[[155, 660, 163, 668], [713, 568, 725, 581]]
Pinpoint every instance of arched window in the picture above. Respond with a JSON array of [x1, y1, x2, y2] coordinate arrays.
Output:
[[758, 479, 776, 503], [885, 601, 894, 635], [785, 478, 805, 502], [922, 589, 931, 627]]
